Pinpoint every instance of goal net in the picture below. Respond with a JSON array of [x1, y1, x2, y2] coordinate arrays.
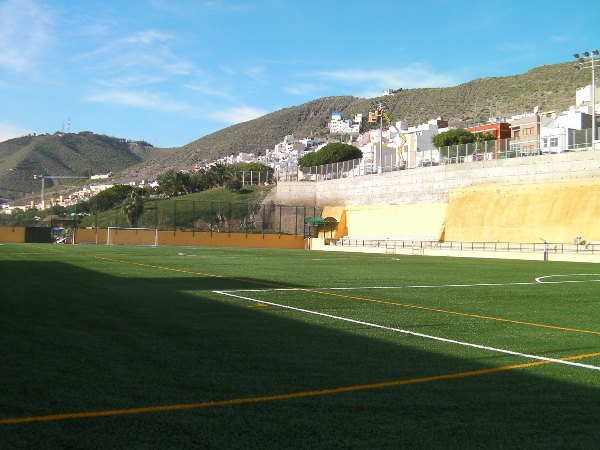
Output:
[[106, 227, 159, 246]]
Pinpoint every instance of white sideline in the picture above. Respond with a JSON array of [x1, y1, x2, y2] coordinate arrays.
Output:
[[214, 290, 600, 372], [221, 274, 600, 293]]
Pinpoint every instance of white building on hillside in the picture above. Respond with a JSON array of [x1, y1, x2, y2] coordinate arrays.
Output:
[[540, 107, 593, 153], [396, 117, 449, 167], [329, 112, 362, 134], [576, 84, 600, 115]]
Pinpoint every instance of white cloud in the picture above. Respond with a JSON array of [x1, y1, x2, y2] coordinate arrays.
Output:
[[0, 0, 54, 72], [209, 106, 267, 124], [315, 64, 459, 90], [550, 35, 573, 43], [200, 1, 251, 12], [497, 42, 537, 53], [125, 30, 174, 45], [85, 90, 194, 113], [184, 79, 235, 101], [0, 121, 31, 142], [284, 83, 326, 96], [244, 66, 267, 83], [76, 29, 193, 86]]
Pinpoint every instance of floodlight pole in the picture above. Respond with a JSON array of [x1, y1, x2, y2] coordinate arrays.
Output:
[[574, 50, 599, 147]]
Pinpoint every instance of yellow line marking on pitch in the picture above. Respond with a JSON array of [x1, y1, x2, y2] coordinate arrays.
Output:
[[95, 256, 600, 336], [301, 288, 600, 336], [95, 256, 286, 289], [2, 352, 598, 425]]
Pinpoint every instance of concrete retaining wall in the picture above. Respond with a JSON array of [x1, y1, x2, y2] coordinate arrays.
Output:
[[276, 150, 600, 207]]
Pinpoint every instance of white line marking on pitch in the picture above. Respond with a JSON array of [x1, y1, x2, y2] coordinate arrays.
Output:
[[221, 281, 538, 293], [221, 276, 600, 293], [214, 290, 600, 372], [535, 274, 600, 283]]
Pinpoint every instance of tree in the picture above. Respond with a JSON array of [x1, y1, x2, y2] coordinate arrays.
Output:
[[224, 178, 243, 192], [121, 190, 144, 227], [431, 129, 475, 148], [228, 162, 274, 185], [475, 132, 496, 142], [88, 184, 135, 212], [298, 143, 362, 168], [228, 162, 273, 174], [205, 163, 232, 188], [156, 170, 191, 197]]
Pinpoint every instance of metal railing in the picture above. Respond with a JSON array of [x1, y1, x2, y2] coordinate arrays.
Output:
[[329, 238, 599, 255], [280, 129, 599, 182]]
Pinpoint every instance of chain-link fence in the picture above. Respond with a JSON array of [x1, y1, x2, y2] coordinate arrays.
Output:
[[283, 130, 599, 182], [3, 200, 322, 237]]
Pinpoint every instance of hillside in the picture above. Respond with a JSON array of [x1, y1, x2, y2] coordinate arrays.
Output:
[[1, 61, 591, 201], [118, 61, 589, 181], [0, 132, 163, 201]]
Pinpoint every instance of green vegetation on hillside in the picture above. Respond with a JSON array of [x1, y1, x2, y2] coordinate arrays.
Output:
[[0, 132, 161, 201], [170, 62, 587, 169], [1, 61, 590, 202]]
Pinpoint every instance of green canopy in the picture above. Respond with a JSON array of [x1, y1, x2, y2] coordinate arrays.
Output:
[[304, 217, 337, 225]]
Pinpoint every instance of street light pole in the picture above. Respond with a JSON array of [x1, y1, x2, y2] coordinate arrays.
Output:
[[574, 50, 599, 147]]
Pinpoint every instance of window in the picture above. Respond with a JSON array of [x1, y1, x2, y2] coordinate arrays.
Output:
[[542, 138, 548, 146], [550, 137, 558, 147]]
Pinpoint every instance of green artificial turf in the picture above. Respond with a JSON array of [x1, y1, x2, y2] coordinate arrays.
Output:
[[1, 243, 599, 449]]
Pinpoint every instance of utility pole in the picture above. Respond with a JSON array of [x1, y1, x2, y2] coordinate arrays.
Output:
[[574, 50, 599, 147], [33, 175, 88, 209]]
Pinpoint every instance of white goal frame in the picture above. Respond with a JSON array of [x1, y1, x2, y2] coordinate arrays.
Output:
[[106, 227, 159, 246]]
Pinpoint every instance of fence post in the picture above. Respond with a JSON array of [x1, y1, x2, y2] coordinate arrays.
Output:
[[279, 204, 282, 235], [172, 201, 177, 233], [295, 206, 298, 235], [228, 202, 232, 236], [192, 200, 196, 234]]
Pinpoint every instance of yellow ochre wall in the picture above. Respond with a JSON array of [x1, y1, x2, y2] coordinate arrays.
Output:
[[342, 203, 447, 239], [0, 227, 26, 243], [444, 181, 600, 243], [321, 206, 347, 239], [74, 228, 305, 249]]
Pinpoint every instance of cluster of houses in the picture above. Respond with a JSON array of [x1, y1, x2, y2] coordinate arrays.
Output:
[[3, 82, 597, 213], [225, 83, 599, 177]]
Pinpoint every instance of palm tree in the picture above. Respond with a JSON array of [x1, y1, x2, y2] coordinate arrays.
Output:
[[121, 190, 144, 227]]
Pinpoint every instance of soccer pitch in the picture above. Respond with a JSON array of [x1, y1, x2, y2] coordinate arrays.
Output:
[[1, 243, 599, 448]]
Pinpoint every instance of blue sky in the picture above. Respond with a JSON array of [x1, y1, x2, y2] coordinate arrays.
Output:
[[1, 0, 598, 147]]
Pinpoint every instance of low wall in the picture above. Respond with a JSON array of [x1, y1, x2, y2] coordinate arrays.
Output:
[[74, 228, 306, 249], [0, 227, 26, 243]]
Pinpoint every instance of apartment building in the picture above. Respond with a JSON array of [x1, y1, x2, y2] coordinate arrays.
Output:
[[509, 113, 540, 154], [329, 112, 362, 134]]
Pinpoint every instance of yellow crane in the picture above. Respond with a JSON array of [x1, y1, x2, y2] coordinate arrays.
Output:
[[367, 104, 406, 168]]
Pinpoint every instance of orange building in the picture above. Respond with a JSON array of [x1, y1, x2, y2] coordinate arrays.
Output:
[[466, 122, 511, 140], [466, 122, 511, 159]]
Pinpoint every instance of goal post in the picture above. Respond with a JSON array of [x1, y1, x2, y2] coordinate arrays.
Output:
[[106, 227, 159, 246]]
